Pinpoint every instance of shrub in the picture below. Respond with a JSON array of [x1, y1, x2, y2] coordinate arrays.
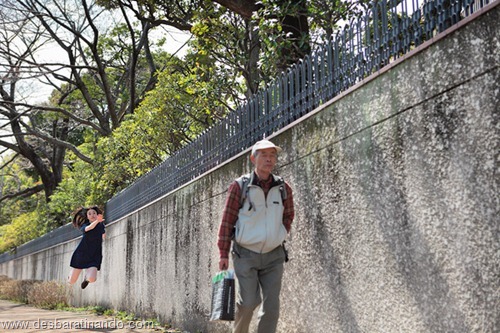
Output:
[[27, 280, 69, 309], [0, 275, 10, 284], [0, 275, 12, 299], [0, 279, 41, 303]]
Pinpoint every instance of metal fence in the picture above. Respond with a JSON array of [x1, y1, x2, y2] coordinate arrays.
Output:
[[0, 223, 82, 263], [106, 0, 493, 222], [0, 0, 494, 264]]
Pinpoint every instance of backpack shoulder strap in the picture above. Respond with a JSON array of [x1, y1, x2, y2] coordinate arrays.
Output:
[[273, 175, 288, 201], [237, 174, 287, 206], [236, 173, 252, 207]]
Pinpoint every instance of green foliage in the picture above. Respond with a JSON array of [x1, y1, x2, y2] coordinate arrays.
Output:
[[0, 157, 41, 208], [48, 164, 95, 222], [0, 210, 46, 253], [308, 0, 370, 41], [92, 53, 233, 198], [188, 2, 253, 97], [0, 205, 15, 229], [0, 153, 67, 250]]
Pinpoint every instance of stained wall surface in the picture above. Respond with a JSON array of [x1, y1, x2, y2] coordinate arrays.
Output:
[[1, 4, 498, 333]]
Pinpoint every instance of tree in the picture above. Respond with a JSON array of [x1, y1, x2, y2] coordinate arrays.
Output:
[[190, 0, 368, 90], [0, 210, 46, 253], [0, 6, 69, 201], [0, 0, 182, 204], [308, 0, 370, 43]]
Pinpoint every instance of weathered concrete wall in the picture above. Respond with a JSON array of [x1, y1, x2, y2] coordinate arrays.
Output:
[[1, 4, 499, 333]]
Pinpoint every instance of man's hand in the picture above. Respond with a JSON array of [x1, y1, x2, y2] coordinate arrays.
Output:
[[219, 258, 228, 271]]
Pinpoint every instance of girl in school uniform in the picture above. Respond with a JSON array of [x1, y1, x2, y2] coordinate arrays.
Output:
[[67, 206, 106, 289]]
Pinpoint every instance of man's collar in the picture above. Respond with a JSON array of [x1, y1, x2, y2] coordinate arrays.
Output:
[[252, 171, 274, 185]]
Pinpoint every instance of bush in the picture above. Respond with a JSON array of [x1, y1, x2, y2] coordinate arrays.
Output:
[[0, 278, 41, 303], [0, 275, 11, 299], [27, 280, 69, 309]]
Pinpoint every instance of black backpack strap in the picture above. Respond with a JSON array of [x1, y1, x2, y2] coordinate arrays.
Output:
[[236, 173, 252, 208], [273, 175, 287, 202], [237, 173, 287, 207]]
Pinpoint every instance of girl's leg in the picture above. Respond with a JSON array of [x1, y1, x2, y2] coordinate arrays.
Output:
[[68, 268, 82, 285], [85, 267, 98, 283]]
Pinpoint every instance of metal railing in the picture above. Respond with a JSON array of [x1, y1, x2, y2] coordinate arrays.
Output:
[[105, 0, 492, 222], [0, 0, 494, 263], [0, 223, 81, 263]]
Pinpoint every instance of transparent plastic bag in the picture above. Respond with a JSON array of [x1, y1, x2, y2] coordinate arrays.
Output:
[[209, 270, 235, 321]]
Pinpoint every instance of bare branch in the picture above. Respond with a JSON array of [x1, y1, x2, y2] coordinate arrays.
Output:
[[0, 152, 19, 170], [0, 139, 20, 153], [19, 119, 93, 164], [0, 100, 105, 134], [213, 0, 260, 19], [0, 184, 45, 203]]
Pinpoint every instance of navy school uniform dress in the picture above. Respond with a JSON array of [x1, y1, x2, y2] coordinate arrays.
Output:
[[70, 221, 105, 270]]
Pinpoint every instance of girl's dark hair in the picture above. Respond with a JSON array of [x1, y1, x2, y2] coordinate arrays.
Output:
[[72, 206, 103, 228], [72, 207, 88, 228], [88, 206, 103, 215]]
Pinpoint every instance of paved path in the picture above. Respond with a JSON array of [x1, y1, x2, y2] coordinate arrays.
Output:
[[0, 300, 177, 333]]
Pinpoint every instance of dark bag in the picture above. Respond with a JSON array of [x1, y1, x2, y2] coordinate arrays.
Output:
[[209, 270, 235, 321]]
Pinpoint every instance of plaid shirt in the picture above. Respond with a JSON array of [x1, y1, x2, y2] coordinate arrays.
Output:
[[217, 172, 295, 259]]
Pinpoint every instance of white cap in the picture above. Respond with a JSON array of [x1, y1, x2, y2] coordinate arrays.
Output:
[[251, 139, 282, 155]]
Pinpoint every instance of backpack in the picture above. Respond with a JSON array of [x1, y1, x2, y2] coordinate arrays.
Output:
[[236, 173, 287, 208]]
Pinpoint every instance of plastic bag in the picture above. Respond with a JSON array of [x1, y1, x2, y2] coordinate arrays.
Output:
[[209, 270, 235, 321]]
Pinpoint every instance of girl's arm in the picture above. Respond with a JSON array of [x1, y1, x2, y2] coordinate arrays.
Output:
[[84, 220, 100, 232]]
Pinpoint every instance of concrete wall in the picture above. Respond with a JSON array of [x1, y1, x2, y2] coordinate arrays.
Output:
[[1, 4, 499, 333]]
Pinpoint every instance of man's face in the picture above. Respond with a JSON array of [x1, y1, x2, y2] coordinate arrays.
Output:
[[251, 147, 278, 175]]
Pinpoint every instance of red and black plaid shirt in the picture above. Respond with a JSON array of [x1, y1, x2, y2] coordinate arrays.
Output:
[[217, 172, 295, 259]]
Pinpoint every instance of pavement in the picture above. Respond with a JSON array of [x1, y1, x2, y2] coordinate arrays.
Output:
[[0, 299, 177, 333]]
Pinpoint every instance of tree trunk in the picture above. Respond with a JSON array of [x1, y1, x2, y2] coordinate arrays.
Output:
[[244, 20, 261, 97], [277, 0, 311, 72]]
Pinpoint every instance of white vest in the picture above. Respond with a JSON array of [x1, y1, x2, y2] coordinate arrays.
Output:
[[234, 180, 287, 253]]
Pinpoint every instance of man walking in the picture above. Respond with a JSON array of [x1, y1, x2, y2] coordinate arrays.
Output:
[[217, 139, 295, 333]]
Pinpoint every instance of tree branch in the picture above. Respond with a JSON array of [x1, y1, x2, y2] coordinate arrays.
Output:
[[0, 184, 45, 203], [213, 0, 261, 19], [0, 152, 19, 171], [19, 120, 93, 164], [0, 139, 20, 153]]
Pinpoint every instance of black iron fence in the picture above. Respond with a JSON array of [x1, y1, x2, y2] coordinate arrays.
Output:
[[106, 0, 492, 222], [0, 223, 81, 263], [0, 0, 494, 264]]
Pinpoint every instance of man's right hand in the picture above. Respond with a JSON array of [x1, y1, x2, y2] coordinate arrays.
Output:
[[219, 258, 228, 271]]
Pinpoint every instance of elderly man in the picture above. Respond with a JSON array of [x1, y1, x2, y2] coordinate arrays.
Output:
[[217, 139, 295, 333]]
